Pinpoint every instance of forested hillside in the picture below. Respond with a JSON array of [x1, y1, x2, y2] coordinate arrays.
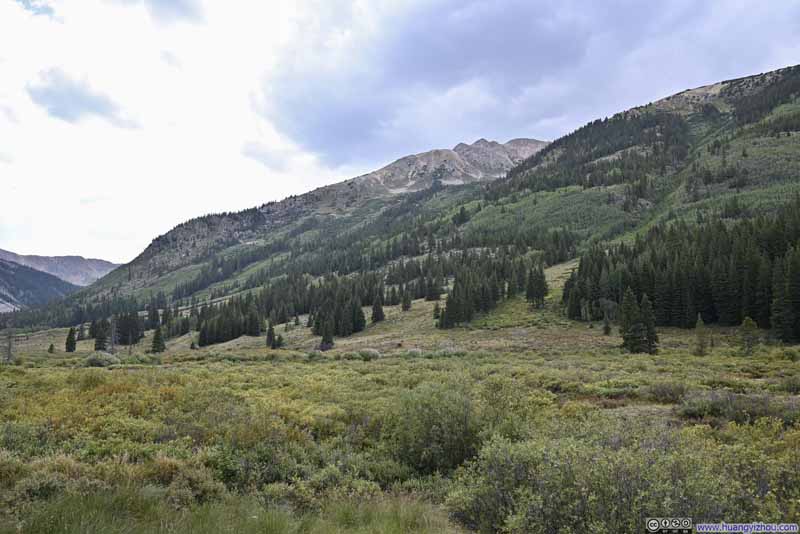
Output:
[[4, 65, 800, 351]]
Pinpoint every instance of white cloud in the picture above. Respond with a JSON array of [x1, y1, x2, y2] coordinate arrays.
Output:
[[0, 0, 797, 264], [0, 0, 358, 263]]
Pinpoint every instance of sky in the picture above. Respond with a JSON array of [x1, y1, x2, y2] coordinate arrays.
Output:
[[1, 0, 798, 263]]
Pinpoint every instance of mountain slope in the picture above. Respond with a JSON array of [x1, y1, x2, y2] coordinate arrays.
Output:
[[0, 259, 79, 313], [0, 248, 119, 286], [356, 138, 547, 193], [6, 64, 800, 330]]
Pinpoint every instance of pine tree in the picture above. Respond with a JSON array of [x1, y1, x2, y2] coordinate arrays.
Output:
[[65, 327, 76, 353], [147, 306, 160, 330], [320, 318, 334, 351], [772, 258, 793, 342], [693, 314, 708, 356], [352, 300, 367, 333], [526, 268, 536, 304], [602, 313, 612, 336], [402, 289, 412, 311], [246, 310, 261, 337], [620, 288, 646, 353], [640, 293, 658, 354], [739, 316, 759, 356], [372, 294, 385, 323], [788, 248, 800, 339], [425, 277, 441, 301], [266, 322, 276, 349], [151, 327, 166, 353], [48, 344, 55, 354], [94, 324, 108, 352]]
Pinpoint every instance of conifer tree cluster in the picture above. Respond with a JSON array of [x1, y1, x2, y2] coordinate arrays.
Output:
[[619, 289, 658, 354], [198, 297, 262, 347], [564, 197, 800, 341], [438, 255, 547, 329], [525, 264, 548, 308], [115, 312, 145, 346]]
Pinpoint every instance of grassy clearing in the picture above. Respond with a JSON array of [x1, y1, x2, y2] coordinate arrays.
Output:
[[3, 260, 800, 532]]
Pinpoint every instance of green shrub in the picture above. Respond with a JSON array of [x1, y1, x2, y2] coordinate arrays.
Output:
[[778, 375, 800, 394], [679, 391, 800, 426], [84, 353, 120, 368], [447, 416, 800, 534], [384, 382, 480, 475], [643, 381, 688, 403]]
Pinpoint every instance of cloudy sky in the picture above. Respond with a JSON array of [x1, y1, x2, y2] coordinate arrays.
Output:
[[1, 0, 798, 263]]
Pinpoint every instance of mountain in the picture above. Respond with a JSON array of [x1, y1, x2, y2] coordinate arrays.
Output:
[[355, 138, 547, 194], [6, 64, 800, 330], [0, 248, 119, 286], [0, 259, 79, 313]]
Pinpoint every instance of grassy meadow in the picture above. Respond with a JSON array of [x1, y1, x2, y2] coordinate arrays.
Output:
[[2, 262, 800, 533]]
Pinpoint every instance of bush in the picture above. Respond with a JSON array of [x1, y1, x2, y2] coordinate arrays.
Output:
[[643, 381, 688, 404], [384, 382, 480, 475], [446, 416, 800, 534], [84, 353, 120, 368], [778, 375, 800, 394], [358, 349, 381, 361], [679, 391, 800, 426]]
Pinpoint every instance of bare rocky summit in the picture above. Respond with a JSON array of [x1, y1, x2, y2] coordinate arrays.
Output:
[[354, 138, 547, 194]]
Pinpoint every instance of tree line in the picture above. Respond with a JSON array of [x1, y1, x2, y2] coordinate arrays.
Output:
[[564, 196, 800, 342]]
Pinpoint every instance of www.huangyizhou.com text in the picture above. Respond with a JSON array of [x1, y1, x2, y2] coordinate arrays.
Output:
[[695, 523, 799, 533]]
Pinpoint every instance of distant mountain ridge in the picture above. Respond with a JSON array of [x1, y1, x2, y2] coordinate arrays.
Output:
[[355, 138, 547, 193], [0, 248, 119, 286], [0, 259, 78, 313], [8, 63, 800, 332]]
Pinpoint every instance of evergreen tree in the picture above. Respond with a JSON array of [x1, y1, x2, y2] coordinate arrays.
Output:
[[94, 325, 107, 352], [372, 294, 385, 323], [320, 318, 334, 351], [425, 277, 441, 301], [402, 289, 412, 311], [739, 316, 759, 356], [787, 248, 800, 339], [526, 268, 536, 304], [602, 314, 612, 336], [772, 258, 793, 342], [246, 310, 261, 337], [693, 314, 708, 356], [47, 343, 55, 354], [352, 300, 367, 333], [266, 322, 275, 349], [640, 293, 658, 354], [65, 327, 76, 353], [620, 288, 646, 353], [151, 327, 166, 353], [147, 305, 160, 330]]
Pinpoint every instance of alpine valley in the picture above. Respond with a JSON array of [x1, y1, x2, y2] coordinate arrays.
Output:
[[3, 64, 800, 534]]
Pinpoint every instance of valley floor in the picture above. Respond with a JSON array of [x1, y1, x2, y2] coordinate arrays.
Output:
[[2, 262, 800, 533]]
